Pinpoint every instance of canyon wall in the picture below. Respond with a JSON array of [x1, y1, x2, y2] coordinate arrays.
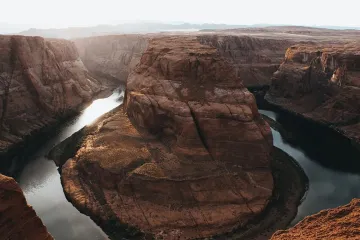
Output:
[[73, 35, 148, 84], [0, 174, 53, 240], [197, 35, 293, 87], [57, 36, 274, 239], [266, 43, 360, 146], [271, 198, 360, 240], [0, 35, 102, 174]]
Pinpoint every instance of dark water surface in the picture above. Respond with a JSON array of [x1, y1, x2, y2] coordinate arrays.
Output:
[[13, 89, 360, 239], [260, 110, 360, 225], [17, 89, 124, 240]]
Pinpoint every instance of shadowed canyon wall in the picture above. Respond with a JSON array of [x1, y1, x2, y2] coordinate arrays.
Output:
[[266, 43, 360, 147], [73, 35, 148, 84], [0, 35, 102, 174], [0, 174, 53, 240]]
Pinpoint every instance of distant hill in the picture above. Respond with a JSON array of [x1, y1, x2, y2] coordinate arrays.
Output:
[[10, 22, 360, 39], [17, 23, 246, 39]]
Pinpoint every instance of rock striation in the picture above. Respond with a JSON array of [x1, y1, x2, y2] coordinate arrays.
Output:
[[271, 198, 360, 240], [0, 35, 102, 174], [266, 43, 360, 146], [0, 174, 53, 240], [58, 36, 274, 239], [74, 35, 148, 84], [197, 35, 292, 87]]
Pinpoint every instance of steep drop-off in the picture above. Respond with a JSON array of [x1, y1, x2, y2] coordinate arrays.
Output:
[[74, 35, 148, 84], [266, 43, 360, 147], [198, 35, 293, 87], [56, 36, 275, 239], [0, 174, 53, 240], [0, 35, 102, 174], [271, 198, 360, 240]]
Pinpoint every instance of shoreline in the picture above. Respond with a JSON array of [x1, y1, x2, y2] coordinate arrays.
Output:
[[0, 85, 117, 178]]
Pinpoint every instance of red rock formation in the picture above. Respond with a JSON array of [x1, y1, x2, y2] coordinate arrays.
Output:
[[73, 35, 148, 84], [0, 174, 53, 240], [197, 35, 292, 87], [0, 35, 102, 173], [271, 198, 360, 240], [60, 36, 274, 239], [266, 43, 360, 146]]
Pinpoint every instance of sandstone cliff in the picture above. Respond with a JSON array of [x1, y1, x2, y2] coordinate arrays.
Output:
[[73, 35, 148, 84], [0, 174, 53, 240], [197, 35, 293, 87], [271, 198, 360, 240], [57, 36, 275, 239], [266, 43, 360, 146], [0, 35, 102, 174]]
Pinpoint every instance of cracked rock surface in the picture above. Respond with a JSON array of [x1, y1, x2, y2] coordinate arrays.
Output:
[[60, 36, 273, 239]]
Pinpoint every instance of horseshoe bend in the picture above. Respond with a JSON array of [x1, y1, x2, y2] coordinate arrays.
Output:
[[49, 36, 306, 239]]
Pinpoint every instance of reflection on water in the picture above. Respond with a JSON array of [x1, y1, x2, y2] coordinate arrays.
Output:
[[260, 110, 360, 225], [17, 88, 124, 240]]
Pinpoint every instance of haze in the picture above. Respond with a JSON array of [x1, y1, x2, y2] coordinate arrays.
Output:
[[1, 0, 359, 33]]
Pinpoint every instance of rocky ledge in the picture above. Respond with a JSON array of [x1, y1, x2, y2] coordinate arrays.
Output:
[[265, 43, 360, 147], [0, 35, 104, 175], [0, 174, 53, 240], [271, 198, 360, 240], [50, 36, 308, 239]]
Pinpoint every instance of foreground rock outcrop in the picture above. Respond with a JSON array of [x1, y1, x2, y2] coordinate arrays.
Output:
[[74, 35, 148, 84], [57, 36, 275, 239], [266, 43, 360, 147], [271, 198, 360, 240], [0, 35, 103, 174], [0, 174, 53, 240]]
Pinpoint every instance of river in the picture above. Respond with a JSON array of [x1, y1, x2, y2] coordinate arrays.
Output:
[[260, 109, 360, 224], [12, 89, 360, 239], [16, 88, 125, 240]]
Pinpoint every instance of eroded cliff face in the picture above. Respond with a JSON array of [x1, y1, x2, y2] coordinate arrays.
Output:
[[271, 198, 360, 240], [0, 174, 53, 240], [0, 35, 102, 173], [266, 43, 360, 146], [59, 36, 274, 239], [74, 35, 148, 84], [197, 35, 293, 87]]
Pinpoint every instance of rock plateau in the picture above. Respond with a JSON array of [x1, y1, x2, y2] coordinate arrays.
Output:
[[57, 36, 275, 239]]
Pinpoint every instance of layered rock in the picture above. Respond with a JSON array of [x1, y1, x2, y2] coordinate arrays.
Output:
[[266, 43, 360, 146], [271, 199, 360, 240], [198, 35, 293, 87], [0, 35, 102, 174], [0, 174, 53, 240], [59, 36, 274, 239], [74, 35, 148, 84]]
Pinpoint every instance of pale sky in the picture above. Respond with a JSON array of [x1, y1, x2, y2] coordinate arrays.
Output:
[[1, 0, 359, 31]]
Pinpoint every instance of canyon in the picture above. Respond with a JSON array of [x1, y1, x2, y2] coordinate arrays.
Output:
[[0, 26, 360, 240], [0, 35, 106, 175]]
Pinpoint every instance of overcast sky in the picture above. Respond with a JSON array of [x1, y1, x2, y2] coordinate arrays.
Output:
[[1, 0, 359, 32]]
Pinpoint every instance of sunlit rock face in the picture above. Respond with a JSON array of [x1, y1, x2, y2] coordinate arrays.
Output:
[[271, 199, 360, 240], [0, 35, 102, 173], [266, 43, 360, 145], [60, 36, 274, 239], [0, 174, 53, 240], [74, 35, 148, 84]]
